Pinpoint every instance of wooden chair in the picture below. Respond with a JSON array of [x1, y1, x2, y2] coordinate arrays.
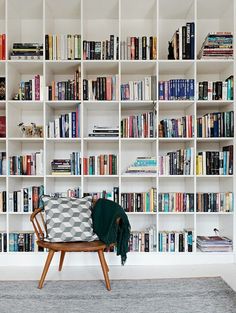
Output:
[[30, 208, 111, 290]]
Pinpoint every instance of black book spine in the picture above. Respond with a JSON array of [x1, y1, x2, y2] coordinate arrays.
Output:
[[212, 82, 216, 100], [135, 37, 139, 60], [182, 26, 187, 59], [186, 23, 191, 59], [110, 35, 114, 60], [203, 81, 208, 100], [3, 191, 6, 212], [190, 22, 195, 59], [142, 36, 146, 60], [144, 233, 149, 252], [179, 233, 184, 252], [45, 35, 49, 60], [149, 36, 153, 60], [83, 79, 88, 100], [198, 82, 203, 100], [216, 81, 222, 100]]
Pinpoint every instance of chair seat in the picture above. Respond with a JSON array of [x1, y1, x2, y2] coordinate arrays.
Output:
[[38, 240, 107, 252]]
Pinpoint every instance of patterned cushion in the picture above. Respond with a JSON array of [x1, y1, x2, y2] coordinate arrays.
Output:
[[42, 196, 98, 242]]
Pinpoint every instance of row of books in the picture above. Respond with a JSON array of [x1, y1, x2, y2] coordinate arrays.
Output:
[[168, 22, 194, 60], [121, 76, 157, 101], [83, 76, 118, 101], [159, 148, 194, 176], [120, 36, 157, 60], [0, 191, 6, 212], [197, 111, 234, 138], [196, 145, 233, 175], [121, 188, 157, 213], [50, 187, 81, 199], [197, 76, 234, 101], [196, 192, 233, 213], [159, 229, 193, 252], [46, 66, 81, 101], [158, 193, 194, 212], [45, 34, 81, 60], [197, 236, 232, 252], [198, 32, 233, 59], [84, 187, 119, 204], [0, 233, 7, 252], [159, 79, 195, 100], [159, 115, 194, 138], [13, 75, 43, 101], [47, 104, 81, 138], [9, 151, 44, 176], [9, 233, 36, 252], [125, 157, 157, 175], [88, 126, 119, 138], [8, 185, 44, 213], [83, 154, 118, 175], [83, 36, 119, 60], [0, 152, 6, 175], [51, 153, 81, 175], [10, 42, 42, 60], [0, 34, 6, 60], [128, 226, 157, 252], [121, 111, 156, 138]]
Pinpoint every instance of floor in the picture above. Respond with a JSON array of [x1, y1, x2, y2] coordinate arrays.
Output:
[[1, 264, 236, 291]]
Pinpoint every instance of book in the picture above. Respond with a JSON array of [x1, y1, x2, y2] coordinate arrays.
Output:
[[197, 77, 233, 100], [0, 116, 6, 137], [122, 188, 157, 212], [159, 229, 193, 252], [129, 226, 157, 252], [83, 35, 119, 60], [0, 77, 5, 100], [158, 192, 194, 212], [83, 154, 118, 175], [197, 192, 233, 212], [159, 115, 194, 138], [159, 79, 195, 100], [9, 151, 43, 175], [121, 76, 157, 101]]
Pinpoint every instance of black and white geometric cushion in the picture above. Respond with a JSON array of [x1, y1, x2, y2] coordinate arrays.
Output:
[[42, 196, 98, 242]]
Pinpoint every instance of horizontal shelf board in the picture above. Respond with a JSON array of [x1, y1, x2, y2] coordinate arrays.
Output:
[[196, 212, 233, 215], [0, 213, 7, 215], [8, 212, 31, 215], [120, 60, 156, 64], [0, 175, 7, 178], [0, 138, 6, 142], [158, 100, 193, 110], [84, 137, 119, 142], [83, 100, 118, 104], [46, 138, 81, 142], [197, 137, 234, 142], [83, 175, 119, 178], [45, 60, 81, 64], [126, 212, 156, 215], [83, 60, 118, 64], [8, 137, 44, 142], [196, 175, 233, 178], [159, 175, 194, 178], [121, 138, 156, 142], [8, 175, 44, 178], [159, 137, 194, 142], [46, 174, 81, 178], [121, 174, 157, 178], [8, 60, 43, 64]]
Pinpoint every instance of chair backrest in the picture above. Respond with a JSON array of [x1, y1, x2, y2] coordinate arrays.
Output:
[[30, 208, 47, 241]]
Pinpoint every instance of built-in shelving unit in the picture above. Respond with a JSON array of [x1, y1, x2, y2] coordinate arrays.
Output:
[[0, 0, 235, 266]]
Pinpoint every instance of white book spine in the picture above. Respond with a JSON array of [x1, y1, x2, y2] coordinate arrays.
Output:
[[69, 112, 72, 138], [179, 27, 182, 60], [21, 189, 24, 213], [208, 81, 213, 100], [222, 82, 228, 100], [55, 118, 60, 138], [53, 34, 57, 60]]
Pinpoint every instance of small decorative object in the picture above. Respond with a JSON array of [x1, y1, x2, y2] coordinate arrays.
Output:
[[18, 122, 43, 138]]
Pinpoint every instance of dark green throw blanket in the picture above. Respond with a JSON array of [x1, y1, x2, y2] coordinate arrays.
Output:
[[92, 198, 131, 265]]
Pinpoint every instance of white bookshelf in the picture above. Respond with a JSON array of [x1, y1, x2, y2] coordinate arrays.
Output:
[[0, 0, 235, 266]]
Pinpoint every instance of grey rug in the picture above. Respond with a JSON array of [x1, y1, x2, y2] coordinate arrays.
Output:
[[0, 277, 235, 313]]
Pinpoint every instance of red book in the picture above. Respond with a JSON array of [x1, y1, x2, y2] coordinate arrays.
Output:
[[83, 158, 87, 175], [106, 77, 112, 100], [32, 186, 39, 210], [2, 34, 5, 60], [0, 116, 6, 137], [26, 155, 31, 175], [109, 155, 112, 174], [35, 75, 40, 100]]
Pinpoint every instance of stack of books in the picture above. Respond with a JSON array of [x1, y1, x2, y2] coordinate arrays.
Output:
[[50, 187, 81, 199], [197, 111, 234, 138], [9, 233, 35, 252], [8, 185, 44, 213], [0, 34, 6, 60], [198, 32, 233, 59], [159, 79, 195, 100], [197, 76, 234, 100], [83, 75, 118, 101], [120, 36, 157, 60], [13, 75, 43, 101], [129, 226, 157, 252], [45, 34, 81, 60], [121, 188, 157, 213], [84, 187, 119, 204], [125, 157, 157, 175], [47, 104, 81, 138], [9, 151, 43, 176], [159, 229, 193, 252], [197, 236, 233, 252], [121, 76, 157, 101], [196, 145, 233, 175], [168, 22, 195, 60], [10, 43, 43, 60], [121, 111, 156, 138], [46, 66, 81, 101], [196, 192, 234, 212], [88, 125, 119, 137], [0, 191, 6, 212], [0, 233, 7, 252], [159, 115, 194, 138], [0, 152, 6, 175], [51, 153, 81, 175], [159, 148, 194, 175], [83, 35, 119, 60], [158, 192, 194, 212], [83, 154, 118, 175]]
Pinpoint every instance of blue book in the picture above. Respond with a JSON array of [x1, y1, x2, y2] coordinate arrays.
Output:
[[190, 22, 195, 59], [72, 112, 76, 138]]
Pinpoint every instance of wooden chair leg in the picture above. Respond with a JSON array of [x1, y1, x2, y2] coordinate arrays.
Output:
[[38, 250, 55, 289], [59, 251, 66, 272], [98, 249, 111, 291]]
